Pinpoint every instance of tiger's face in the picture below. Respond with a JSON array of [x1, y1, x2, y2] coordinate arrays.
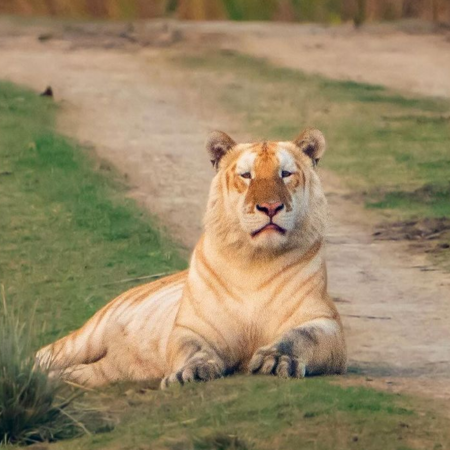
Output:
[[226, 142, 308, 249], [205, 128, 327, 254]]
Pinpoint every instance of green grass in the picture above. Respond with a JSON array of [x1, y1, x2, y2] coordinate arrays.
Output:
[[46, 377, 449, 450], [174, 51, 450, 252], [368, 184, 450, 217], [0, 81, 186, 346], [0, 298, 109, 445], [0, 80, 184, 445]]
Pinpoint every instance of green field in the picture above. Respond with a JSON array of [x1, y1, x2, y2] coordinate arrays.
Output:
[[48, 377, 450, 450], [0, 81, 186, 345], [1, 80, 449, 448], [174, 51, 450, 263]]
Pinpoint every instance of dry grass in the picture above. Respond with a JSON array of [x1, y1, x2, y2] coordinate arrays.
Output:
[[0, 290, 110, 445], [1, 0, 449, 24]]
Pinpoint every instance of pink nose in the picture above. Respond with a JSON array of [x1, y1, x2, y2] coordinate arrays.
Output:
[[256, 202, 284, 218]]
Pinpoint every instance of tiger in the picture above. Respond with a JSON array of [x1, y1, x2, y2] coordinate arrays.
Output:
[[36, 127, 347, 388]]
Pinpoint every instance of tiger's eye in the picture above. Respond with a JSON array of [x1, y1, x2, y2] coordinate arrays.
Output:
[[281, 170, 292, 178], [240, 172, 252, 179]]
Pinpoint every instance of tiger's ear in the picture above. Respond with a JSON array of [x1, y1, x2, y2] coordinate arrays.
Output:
[[206, 131, 236, 170], [293, 128, 326, 166]]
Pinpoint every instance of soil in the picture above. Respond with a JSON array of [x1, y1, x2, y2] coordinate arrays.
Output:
[[206, 20, 450, 99], [374, 217, 450, 242], [0, 18, 449, 401]]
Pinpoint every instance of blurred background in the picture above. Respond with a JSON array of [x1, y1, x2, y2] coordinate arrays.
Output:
[[1, 0, 449, 24]]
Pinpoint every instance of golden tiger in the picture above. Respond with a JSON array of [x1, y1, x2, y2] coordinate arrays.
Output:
[[36, 128, 347, 388]]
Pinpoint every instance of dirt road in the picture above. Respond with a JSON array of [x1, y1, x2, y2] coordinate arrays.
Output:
[[0, 19, 449, 400], [201, 21, 450, 98]]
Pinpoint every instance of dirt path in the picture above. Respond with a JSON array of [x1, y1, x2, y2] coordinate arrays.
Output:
[[228, 23, 450, 99], [0, 20, 449, 400], [178, 20, 450, 99]]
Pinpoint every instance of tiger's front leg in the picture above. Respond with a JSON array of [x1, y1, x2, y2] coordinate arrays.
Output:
[[248, 318, 347, 378], [161, 337, 226, 389]]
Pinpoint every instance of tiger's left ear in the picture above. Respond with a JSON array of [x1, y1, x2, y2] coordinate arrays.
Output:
[[206, 131, 236, 170], [293, 128, 326, 166]]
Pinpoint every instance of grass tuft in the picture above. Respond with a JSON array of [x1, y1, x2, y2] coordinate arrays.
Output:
[[0, 289, 110, 445]]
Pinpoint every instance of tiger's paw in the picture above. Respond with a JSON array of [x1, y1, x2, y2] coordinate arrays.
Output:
[[248, 345, 306, 378], [161, 359, 223, 389]]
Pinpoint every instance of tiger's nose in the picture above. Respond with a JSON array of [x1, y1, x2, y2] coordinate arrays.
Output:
[[256, 202, 284, 218]]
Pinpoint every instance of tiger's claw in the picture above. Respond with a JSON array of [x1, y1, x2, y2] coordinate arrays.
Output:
[[161, 359, 223, 389], [248, 345, 306, 378]]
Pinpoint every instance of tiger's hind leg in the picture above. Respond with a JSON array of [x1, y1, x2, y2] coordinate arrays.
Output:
[[36, 327, 107, 372], [52, 357, 122, 388], [36, 311, 124, 372]]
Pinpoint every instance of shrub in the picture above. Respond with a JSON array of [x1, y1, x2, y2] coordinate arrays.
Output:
[[0, 289, 107, 445]]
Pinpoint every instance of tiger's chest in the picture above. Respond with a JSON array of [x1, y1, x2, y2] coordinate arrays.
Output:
[[179, 281, 293, 361]]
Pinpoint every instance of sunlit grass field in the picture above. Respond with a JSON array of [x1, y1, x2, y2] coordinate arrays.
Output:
[[47, 377, 450, 450], [0, 81, 185, 345], [1, 79, 449, 448]]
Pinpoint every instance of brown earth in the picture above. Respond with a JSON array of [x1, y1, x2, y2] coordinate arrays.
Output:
[[374, 217, 450, 243], [0, 18, 449, 401], [213, 20, 450, 99]]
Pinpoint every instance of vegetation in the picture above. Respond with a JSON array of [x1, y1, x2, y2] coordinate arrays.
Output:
[[1, 0, 449, 25], [174, 51, 450, 258], [0, 81, 185, 346], [30, 376, 450, 450], [0, 81, 184, 445], [0, 295, 109, 445]]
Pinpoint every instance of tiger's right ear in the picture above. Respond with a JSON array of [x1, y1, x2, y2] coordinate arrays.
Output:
[[206, 131, 236, 170]]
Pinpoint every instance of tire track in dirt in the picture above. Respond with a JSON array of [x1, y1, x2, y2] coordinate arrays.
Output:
[[0, 22, 449, 400]]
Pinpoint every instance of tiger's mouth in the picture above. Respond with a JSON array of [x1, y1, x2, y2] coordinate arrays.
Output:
[[251, 222, 286, 238]]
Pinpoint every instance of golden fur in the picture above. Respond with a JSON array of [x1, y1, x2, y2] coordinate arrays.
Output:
[[36, 128, 347, 387]]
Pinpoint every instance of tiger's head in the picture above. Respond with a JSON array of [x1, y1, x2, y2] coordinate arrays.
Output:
[[204, 128, 328, 256]]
